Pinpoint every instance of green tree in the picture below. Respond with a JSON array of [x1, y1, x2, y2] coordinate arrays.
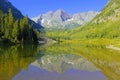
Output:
[[0, 9, 39, 44], [12, 20, 19, 42], [4, 14, 9, 38], [7, 9, 14, 40], [22, 16, 30, 43], [0, 11, 4, 37]]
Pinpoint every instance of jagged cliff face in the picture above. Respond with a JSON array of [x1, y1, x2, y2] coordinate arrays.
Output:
[[32, 10, 98, 29], [31, 54, 98, 73]]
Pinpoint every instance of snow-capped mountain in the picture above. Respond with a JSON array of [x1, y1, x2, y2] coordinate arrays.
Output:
[[32, 9, 98, 29]]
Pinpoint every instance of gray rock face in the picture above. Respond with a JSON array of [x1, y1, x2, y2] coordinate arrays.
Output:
[[31, 54, 99, 73], [32, 10, 98, 29], [72, 11, 99, 24]]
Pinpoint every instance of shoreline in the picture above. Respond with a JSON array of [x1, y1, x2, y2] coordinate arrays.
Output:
[[106, 45, 120, 51]]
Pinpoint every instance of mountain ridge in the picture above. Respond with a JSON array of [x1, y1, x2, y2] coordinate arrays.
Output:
[[0, 0, 43, 30], [32, 9, 98, 29], [68, 0, 120, 39]]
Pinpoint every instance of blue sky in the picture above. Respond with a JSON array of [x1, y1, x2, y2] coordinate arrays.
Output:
[[9, 0, 108, 18]]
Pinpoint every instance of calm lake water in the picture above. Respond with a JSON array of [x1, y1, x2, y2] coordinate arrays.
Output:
[[0, 42, 120, 80]]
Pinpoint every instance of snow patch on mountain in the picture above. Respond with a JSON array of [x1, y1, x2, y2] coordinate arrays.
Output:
[[32, 10, 98, 29]]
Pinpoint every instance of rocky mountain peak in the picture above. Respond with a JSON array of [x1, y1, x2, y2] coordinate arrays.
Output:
[[55, 9, 64, 14], [32, 9, 98, 29], [53, 9, 71, 21]]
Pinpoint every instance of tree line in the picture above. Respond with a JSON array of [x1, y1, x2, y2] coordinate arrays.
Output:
[[0, 9, 39, 44]]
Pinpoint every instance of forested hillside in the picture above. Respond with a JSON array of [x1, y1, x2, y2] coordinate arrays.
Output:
[[0, 0, 42, 29], [0, 9, 38, 44], [45, 0, 120, 41], [69, 0, 120, 39]]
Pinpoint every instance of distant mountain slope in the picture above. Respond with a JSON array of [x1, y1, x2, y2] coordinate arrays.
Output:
[[32, 10, 98, 29], [0, 0, 43, 29], [69, 0, 120, 39]]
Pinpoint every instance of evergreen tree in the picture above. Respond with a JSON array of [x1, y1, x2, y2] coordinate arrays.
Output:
[[0, 9, 39, 44], [0, 11, 3, 37], [8, 9, 14, 40], [4, 14, 9, 38], [12, 20, 19, 42], [32, 29, 38, 44], [22, 16, 30, 43], [18, 19, 23, 42]]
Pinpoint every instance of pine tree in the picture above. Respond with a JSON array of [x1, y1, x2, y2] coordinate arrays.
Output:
[[8, 9, 14, 40], [4, 14, 9, 38], [22, 16, 30, 43], [0, 9, 39, 44], [32, 29, 38, 44], [0, 11, 3, 37], [12, 20, 19, 42]]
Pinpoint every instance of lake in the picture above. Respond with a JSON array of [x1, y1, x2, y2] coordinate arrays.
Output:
[[0, 42, 120, 80]]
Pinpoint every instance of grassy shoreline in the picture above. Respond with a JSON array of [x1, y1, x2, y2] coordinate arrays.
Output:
[[60, 39, 120, 47]]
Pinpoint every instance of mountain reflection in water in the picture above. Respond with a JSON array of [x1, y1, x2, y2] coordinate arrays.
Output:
[[0, 42, 120, 80], [13, 53, 106, 80]]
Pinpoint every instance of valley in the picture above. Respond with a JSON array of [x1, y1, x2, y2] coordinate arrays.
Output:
[[0, 0, 120, 80], [37, 0, 120, 48]]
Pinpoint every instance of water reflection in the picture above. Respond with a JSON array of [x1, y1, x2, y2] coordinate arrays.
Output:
[[13, 65, 105, 80], [0, 42, 120, 80], [13, 53, 106, 80], [31, 54, 98, 73], [36, 43, 120, 80], [13, 43, 106, 80], [0, 45, 39, 80]]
